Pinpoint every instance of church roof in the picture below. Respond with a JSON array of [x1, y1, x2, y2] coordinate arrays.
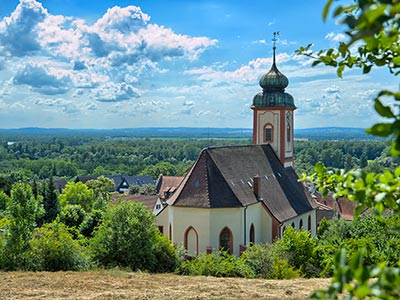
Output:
[[167, 144, 317, 222]]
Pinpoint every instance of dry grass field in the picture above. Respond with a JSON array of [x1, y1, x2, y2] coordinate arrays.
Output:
[[0, 271, 330, 300]]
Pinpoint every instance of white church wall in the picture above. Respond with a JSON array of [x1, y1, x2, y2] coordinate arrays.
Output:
[[245, 202, 273, 244], [209, 207, 243, 256], [167, 206, 211, 255], [280, 209, 317, 237]]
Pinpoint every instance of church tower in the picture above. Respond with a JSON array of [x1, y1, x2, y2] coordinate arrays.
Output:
[[251, 33, 296, 168]]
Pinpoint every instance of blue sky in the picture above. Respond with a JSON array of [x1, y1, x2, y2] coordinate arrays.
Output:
[[0, 0, 397, 129]]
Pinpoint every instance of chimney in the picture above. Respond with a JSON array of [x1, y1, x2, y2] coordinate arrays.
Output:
[[253, 175, 261, 199]]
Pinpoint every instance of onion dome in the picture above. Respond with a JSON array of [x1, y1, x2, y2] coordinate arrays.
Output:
[[252, 44, 295, 108]]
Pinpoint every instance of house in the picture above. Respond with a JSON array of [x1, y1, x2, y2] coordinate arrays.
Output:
[[75, 174, 154, 193], [156, 39, 319, 256], [155, 174, 184, 200]]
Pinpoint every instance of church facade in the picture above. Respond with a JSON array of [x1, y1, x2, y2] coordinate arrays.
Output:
[[156, 44, 318, 256]]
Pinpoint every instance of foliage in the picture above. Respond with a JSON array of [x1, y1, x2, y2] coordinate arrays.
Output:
[[79, 209, 103, 238], [27, 221, 89, 271], [60, 204, 86, 229], [178, 251, 254, 278], [296, 0, 400, 156], [59, 182, 95, 212], [40, 177, 60, 224], [139, 161, 179, 180], [274, 226, 317, 277], [0, 183, 39, 270], [271, 258, 300, 280], [307, 162, 400, 217], [241, 243, 274, 278], [90, 201, 177, 272], [296, 1, 400, 298], [139, 183, 157, 195], [0, 190, 8, 212], [128, 184, 141, 194]]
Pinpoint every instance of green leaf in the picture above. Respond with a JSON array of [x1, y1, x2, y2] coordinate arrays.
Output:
[[366, 123, 393, 137], [323, 0, 334, 21], [374, 99, 396, 118]]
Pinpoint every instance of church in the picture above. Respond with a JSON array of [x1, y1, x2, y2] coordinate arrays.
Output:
[[156, 41, 318, 256]]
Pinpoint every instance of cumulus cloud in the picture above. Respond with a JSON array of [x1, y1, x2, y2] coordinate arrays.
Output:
[[134, 100, 167, 114], [94, 82, 140, 102], [13, 64, 70, 95], [0, 0, 47, 56], [0, 0, 217, 103]]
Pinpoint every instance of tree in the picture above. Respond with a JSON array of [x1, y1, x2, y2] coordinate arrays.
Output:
[[59, 182, 95, 212], [41, 177, 60, 224], [90, 201, 177, 272], [296, 1, 400, 298], [0, 183, 39, 270], [27, 221, 88, 271]]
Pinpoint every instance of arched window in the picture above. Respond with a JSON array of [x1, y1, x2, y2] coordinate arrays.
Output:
[[291, 222, 295, 229], [299, 219, 303, 230], [169, 223, 172, 241], [264, 124, 273, 143], [184, 226, 198, 256], [219, 227, 233, 254], [308, 215, 312, 231], [249, 224, 255, 244]]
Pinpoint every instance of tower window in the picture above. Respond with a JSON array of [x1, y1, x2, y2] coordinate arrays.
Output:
[[264, 124, 273, 143], [287, 124, 291, 142]]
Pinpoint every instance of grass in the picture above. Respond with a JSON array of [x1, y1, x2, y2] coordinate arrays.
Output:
[[0, 270, 330, 300]]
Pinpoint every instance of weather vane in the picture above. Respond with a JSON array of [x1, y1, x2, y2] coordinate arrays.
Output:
[[272, 31, 280, 50], [272, 31, 280, 63]]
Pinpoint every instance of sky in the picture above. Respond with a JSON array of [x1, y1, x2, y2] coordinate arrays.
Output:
[[0, 0, 397, 129]]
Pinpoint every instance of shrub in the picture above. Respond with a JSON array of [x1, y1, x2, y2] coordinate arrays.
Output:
[[178, 251, 254, 278], [60, 204, 86, 229], [274, 226, 317, 277], [241, 243, 274, 278], [27, 221, 89, 271], [271, 258, 300, 279]]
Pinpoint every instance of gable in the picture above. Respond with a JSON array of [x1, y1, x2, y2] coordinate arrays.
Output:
[[168, 144, 317, 222]]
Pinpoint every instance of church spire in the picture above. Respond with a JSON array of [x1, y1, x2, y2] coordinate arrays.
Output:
[[272, 31, 279, 65]]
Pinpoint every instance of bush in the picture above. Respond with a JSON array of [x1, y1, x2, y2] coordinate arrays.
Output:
[[178, 251, 254, 278], [274, 226, 317, 277], [90, 201, 177, 272], [271, 258, 300, 279], [27, 221, 89, 271], [241, 243, 274, 278]]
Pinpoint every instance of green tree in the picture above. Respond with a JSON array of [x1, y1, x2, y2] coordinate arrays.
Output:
[[0, 183, 38, 270], [90, 201, 177, 272], [27, 221, 88, 271], [59, 182, 95, 212], [139, 161, 177, 179], [41, 177, 60, 224]]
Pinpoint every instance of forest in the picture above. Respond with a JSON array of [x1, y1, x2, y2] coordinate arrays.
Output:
[[0, 134, 398, 188]]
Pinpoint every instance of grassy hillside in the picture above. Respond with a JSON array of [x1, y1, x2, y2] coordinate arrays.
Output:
[[0, 271, 330, 300]]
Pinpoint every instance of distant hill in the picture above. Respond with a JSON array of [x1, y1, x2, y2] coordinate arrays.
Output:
[[0, 127, 380, 140]]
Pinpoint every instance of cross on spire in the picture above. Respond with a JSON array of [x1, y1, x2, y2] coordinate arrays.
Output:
[[272, 31, 279, 64]]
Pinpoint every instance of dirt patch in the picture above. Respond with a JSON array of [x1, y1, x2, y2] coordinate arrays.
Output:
[[0, 271, 330, 300]]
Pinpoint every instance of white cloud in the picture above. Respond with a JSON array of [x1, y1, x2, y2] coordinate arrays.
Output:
[[94, 82, 140, 102], [325, 32, 347, 43], [0, 0, 47, 56], [13, 64, 71, 95]]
